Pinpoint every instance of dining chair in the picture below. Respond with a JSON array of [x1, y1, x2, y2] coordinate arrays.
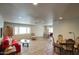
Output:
[[64, 39, 75, 55], [75, 44, 79, 55]]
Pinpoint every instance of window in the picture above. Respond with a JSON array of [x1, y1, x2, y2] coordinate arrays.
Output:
[[14, 26, 31, 35], [48, 27, 53, 33], [19, 27, 27, 34], [14, 27, 19, 35]]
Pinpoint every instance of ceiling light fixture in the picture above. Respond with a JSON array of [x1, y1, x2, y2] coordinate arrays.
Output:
[[33, 2, 38, 5], [18, 16, 22, 19], [59, 17, 63, 20]]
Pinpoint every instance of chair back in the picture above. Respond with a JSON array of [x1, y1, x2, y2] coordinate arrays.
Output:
[[66, 39, 75, 50]]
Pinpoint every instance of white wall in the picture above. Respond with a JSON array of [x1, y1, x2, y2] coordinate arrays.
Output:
[[0, 19, 4, 41], [31, 25, 44, 37], [0, 19, 4, 28], [53, 19, 79, 41]]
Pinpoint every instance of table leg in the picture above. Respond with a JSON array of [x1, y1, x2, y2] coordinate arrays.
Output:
[[27, 43, 29, 47]]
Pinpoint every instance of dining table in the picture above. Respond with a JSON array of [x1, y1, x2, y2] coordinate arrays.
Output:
[[54, 42, 79, 55]]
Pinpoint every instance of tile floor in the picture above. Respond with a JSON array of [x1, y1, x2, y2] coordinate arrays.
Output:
[[20, 38, 56, 55]]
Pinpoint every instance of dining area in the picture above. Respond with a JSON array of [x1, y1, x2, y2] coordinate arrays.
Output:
[[53, 33, 79, 55]]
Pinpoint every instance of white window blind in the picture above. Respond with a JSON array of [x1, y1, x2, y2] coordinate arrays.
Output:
[[48, 27, 53, 33], [14, 26, 31, 35]]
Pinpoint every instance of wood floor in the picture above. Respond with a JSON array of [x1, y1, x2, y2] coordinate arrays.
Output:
[[20, 38, 56, 55]]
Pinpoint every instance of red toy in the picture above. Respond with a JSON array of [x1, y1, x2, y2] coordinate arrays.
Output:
[[12, 39, 21, 53]]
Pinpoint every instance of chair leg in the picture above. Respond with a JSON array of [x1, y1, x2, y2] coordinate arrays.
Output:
[[60, 48, 63, 55]]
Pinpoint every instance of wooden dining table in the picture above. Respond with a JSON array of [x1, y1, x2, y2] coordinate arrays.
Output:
[[54, 42, 78, 55]]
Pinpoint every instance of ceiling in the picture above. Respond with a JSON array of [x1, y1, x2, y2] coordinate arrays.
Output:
[[0, 3, 79, 25]]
